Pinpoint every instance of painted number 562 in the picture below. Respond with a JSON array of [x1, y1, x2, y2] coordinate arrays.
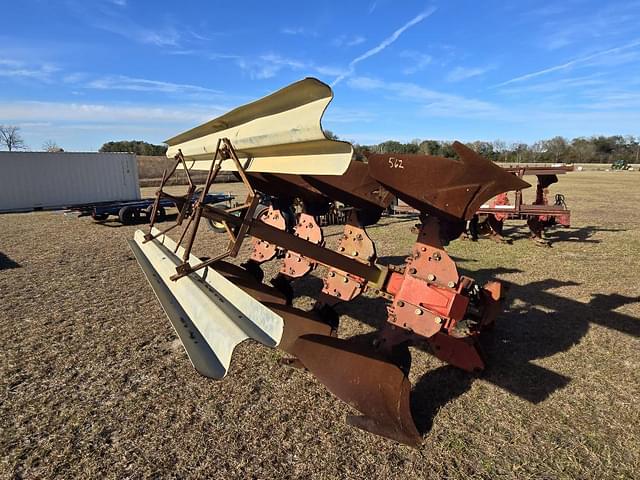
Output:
[[388, 157, 404, 169]]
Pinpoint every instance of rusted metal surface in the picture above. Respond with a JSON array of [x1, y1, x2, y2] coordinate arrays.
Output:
[[385, 217, 468, 338], [129, 78, 536, 448], [291, 334, 421, 447], [132, 134, 521, 446], [144, 150, 196, 243], [322, 210, 376, 303], [249, 206, 285, 263], [368, 142, 529, 221], [268, 303, 334, 354], [280, 213, 323, 278], [247, 159, 393, 221]]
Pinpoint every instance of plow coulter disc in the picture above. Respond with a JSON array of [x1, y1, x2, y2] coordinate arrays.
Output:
[[129, 229, 283, 379], [291, 334, 422, 447]]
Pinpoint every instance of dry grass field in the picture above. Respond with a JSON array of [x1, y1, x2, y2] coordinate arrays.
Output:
[[1, 171, 639, 479]]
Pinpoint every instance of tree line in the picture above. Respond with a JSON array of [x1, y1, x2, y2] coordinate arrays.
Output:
[[2, 124, 638, 164], [99, 140, 167, 155], [352, 135, 640, 164]]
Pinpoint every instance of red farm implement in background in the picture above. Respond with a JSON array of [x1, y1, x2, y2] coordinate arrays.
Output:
[[472, 165, 572, 245]]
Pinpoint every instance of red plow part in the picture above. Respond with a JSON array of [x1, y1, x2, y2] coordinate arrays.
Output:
[[128, 77, 529, 448]]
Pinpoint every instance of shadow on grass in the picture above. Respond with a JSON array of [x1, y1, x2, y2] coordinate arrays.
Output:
[[322, 216, 418, 238], [93, 213, 179, 228], [376, 254, 478, 267], [0, 252, 21, 270], [293, 265, 640, 437], [497, 224, 626, 244]]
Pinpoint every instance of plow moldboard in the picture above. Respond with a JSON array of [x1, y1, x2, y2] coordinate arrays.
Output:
[[129, 229, 283, 379]]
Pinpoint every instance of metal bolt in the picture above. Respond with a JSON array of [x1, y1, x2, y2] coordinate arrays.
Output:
[[435, 316, 443, 324], [339, 247, 345, 252], [433, 252, 441, 261], [427, 274, 436, 281], [397, 300, 405, 307], [352, 251, 358, 256], [447, 281, 456, 288], [415, 308, 423, 316], [421, 247, 427, 252], [297, 257, 301, 262], [343, 277, 349, 283], [409, 268, 417, 274], [329, 272, 335, 277]]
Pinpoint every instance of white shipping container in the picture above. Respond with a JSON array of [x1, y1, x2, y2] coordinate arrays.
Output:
[[0, 152, 140, 212]]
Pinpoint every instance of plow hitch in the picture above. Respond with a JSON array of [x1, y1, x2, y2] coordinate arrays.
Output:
[[128, 77, 529, 447]]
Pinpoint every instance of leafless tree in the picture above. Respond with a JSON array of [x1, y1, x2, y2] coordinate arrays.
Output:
[[42, 140, 63, 152], [0, 125, 26, 151]]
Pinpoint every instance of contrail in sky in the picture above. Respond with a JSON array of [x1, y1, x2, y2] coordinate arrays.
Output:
[[332, 6, 437, 87]]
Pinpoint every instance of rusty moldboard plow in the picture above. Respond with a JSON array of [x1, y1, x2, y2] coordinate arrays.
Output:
[[128, 77, 530, 447]]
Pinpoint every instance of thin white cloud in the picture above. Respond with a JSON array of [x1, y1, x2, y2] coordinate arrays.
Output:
[[234, 53, 344, 80], [368, 2, 378, 14], [332, 35, 366, 48], [494, 39, 640, 87], [446, 65, 493, 82], [67, 1, 181, 47], [84, 75, 224, 95], [110, 0, 127, 6], [0, 100, 225, 124], [498, 74, 607, 95], [314, 65, 350, 77], [323, 107, 377, 123], [347, 76, 500, 118], [281, 27, 317, 37], [400, 50, 432, 74], [0, 58, 58, 81], [538, 4, 640, 51], [331, 6, 437, 86], [236, 53, 306, 79]]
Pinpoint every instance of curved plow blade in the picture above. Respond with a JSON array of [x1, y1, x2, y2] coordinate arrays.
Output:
[[165, 78, 353, 175], [265, 304, 334, 354], [367, 141, 530, 220], [291, 334, 421, 447], [129, 229, 283, 379]]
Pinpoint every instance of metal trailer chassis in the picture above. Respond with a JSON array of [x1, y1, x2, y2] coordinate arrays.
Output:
[[68, 193, 234, 225]]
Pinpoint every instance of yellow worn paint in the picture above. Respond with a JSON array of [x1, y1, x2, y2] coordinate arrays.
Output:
[[165, 78, 353, 175]]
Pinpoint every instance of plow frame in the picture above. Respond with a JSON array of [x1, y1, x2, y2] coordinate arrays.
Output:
[[130, 90, 527, 446], [145, 137, 503, 357]]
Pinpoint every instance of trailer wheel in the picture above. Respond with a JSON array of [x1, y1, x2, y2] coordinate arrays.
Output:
[[91, 212, 109, 221], [118, 206, 140, 225], [145, 206, 166, 223], [207, 218, 228, 233]]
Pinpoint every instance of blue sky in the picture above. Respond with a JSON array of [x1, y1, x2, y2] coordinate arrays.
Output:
[[1, 0, 639, 151]]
